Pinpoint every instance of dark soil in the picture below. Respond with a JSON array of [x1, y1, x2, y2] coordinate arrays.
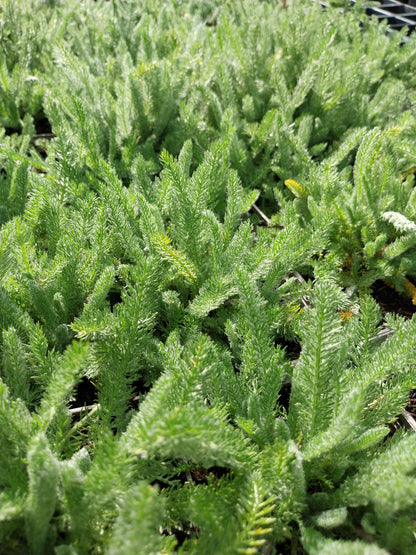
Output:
[[371, 279, 416, 319], [34, 116, 52, 135], [69, 376, 98, 411], [406, 389, 416, 419]]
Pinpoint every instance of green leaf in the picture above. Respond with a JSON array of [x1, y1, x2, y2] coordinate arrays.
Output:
[[25, 434, 60, 555], [301, 526, 389, 555], [151, 232, 197, 284]]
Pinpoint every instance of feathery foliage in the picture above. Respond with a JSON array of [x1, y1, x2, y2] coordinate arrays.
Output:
[[1, 0, 416, 553]]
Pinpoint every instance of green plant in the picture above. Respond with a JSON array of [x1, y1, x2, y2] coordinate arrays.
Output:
[[1, 1, 416, 553]]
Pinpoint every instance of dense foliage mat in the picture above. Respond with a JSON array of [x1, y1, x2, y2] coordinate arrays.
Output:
[[1, 0, 416, 553]]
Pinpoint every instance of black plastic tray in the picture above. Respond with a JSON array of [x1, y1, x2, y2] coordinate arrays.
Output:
[[318, 0, 416, 33], [358, 0, 416, 30]]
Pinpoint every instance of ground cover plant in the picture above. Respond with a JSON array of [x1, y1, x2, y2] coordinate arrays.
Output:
[[1, 0, 416, 553]]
